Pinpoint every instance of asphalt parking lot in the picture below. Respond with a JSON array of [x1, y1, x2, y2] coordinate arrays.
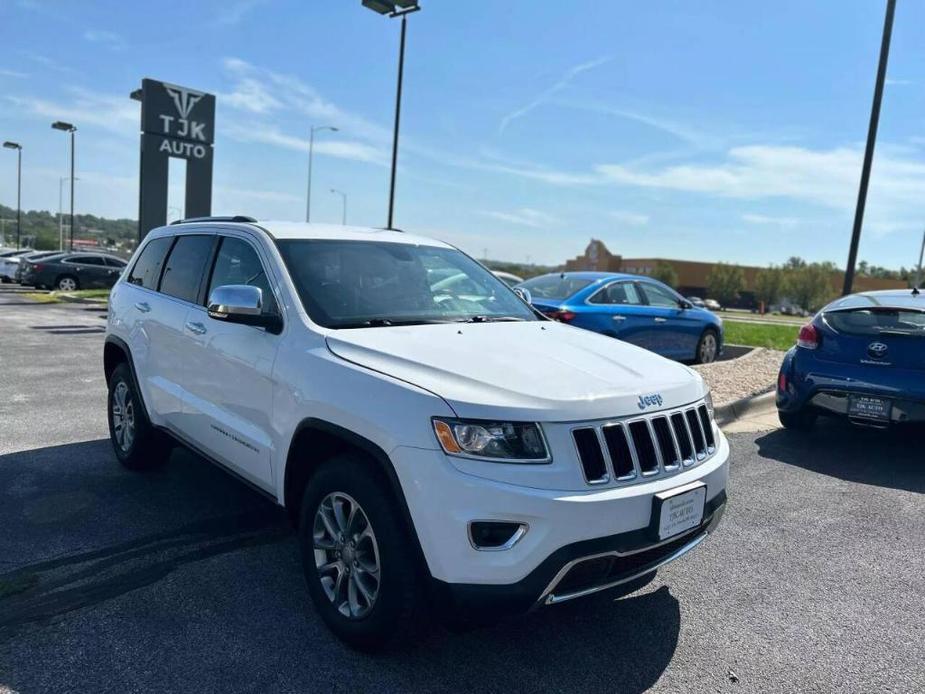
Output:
[[1, 288, 923, 694]]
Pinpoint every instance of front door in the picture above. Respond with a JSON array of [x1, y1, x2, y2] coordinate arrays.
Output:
[[638, 281, 700, 359], [180, 235, 280, 490]]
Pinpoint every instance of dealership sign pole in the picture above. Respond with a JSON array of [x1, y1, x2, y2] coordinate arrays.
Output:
[[131, 79, 216, 241]]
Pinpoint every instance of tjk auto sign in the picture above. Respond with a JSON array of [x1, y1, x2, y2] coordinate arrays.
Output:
[[134, 78, 216, 239]]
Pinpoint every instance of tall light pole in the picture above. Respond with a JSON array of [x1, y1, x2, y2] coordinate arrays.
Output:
[[51, 121, 77, 250], [915, 228, 925, 289], [330, 188, 347, 225], [306, 125, 339, 222], [361, 0, 421, 230], [843, 0, 896, 296], [2, 141, 22, 249]]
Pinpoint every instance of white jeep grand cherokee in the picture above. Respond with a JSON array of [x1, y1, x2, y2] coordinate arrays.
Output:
[[104, 217, 728, 649]]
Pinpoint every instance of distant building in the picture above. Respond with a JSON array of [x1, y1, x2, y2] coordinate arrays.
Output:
[[562, 239, 906, 307]]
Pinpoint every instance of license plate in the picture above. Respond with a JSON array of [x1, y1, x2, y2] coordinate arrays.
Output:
[[848, 394, 891, 422], [654, 483, 706, 540]]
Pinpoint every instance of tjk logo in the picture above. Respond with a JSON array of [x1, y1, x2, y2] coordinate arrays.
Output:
[[637, 393, 664, 410], [158, 84, 207, 143]]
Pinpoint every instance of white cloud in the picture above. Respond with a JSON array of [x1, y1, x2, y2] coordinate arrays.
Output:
[[742, 213, 801, 227], [608, 210, 650, 226], [886, 78, 913, 86], [0, 68, 28, 79], [478, 208, 558, 228], [221, 122, 388, 165], [6, 87, 139, 135], [498, 56, 613, 134], [83, 29, 125, 51], [217, 0, 269, 25]]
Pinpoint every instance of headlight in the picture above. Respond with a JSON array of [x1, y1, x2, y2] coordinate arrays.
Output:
[[704, 390, 714, 419], [432, 418, 549, 462]]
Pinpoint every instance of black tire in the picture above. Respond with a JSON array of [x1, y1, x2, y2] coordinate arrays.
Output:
[[695, 328, 719, 364], [298, 454, 426, 651], [778, 408, 816, 431], [56, 274, 79, 291], [107, 362, 171, 470]]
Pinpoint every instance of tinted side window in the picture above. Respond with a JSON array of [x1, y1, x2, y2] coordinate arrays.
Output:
[[128, 237, 173, 290], [208, 237, 277, 313], [641, 283, 680, 308], [81, 256, 108, 266], [160, 235, 214, 304], [104, 257, 127, 267]]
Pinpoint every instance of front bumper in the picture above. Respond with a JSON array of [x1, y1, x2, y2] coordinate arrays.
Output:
[[390, 432, 729, 603]]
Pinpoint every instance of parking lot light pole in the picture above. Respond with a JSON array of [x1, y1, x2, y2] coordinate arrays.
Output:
[[51, 121, 77, 251], [306, 125, 339, 223], [330, 188, 347, 225], [2, 141, 22, 249], [361, 0, 421, 230], [843, 0, 896, 296]]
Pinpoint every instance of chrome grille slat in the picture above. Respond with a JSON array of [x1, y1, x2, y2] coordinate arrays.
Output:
[[570, 400, 717, 488]]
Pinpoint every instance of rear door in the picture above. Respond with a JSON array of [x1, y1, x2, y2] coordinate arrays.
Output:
[[63, 254, 109, 288], [578, 281, 653, 346], [180, 233, 281, 489]]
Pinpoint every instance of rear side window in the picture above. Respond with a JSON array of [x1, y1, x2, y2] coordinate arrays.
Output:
[[825, 309, 925, 337], [104, 257, 127, 267], [518, 274, 594, 300], [160, 235, 214, 304], [128, 237, 173, 290], [589, 282, 643, 305], [208, 237, 277, 314]]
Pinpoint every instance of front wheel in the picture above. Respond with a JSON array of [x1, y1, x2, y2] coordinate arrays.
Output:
[[695, 329, 719, 364], [298, 455, 425, 650]]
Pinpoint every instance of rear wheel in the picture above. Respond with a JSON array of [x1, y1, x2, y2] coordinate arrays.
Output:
[[695, 329, 719, 364], [778, 408, 816, 431], [107, 363, 171, 470], [56, 275, 78, 292], [298, 454, 425, 650]]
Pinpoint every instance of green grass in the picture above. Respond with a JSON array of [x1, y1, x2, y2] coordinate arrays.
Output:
[[22, 288, 110, 304], [724, 321, 799, 350]]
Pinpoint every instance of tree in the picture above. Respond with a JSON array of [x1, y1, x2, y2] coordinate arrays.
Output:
[[706, 263, 745, 307], [754, 265, 785, 310], [784, 256, 806, 270], [650, 261, 679, 288], [787, 263, 837, 312]]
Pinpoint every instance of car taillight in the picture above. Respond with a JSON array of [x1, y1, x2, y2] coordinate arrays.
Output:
[[797, 323, 819, 349], [553, 310, 576, 322], [31, 264, 43, 271], [778, 371, 787, 391]]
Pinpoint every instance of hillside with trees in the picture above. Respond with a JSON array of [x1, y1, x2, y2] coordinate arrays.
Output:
[[0, 204, 137, 253]]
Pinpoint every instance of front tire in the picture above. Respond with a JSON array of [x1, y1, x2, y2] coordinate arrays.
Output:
[[695, 329, 719, 364], [298, 454, 425, 650], [107, 363, 171, 470]]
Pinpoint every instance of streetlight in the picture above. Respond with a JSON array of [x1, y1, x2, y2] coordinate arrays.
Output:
[[51, 121, 77, 251], [330, 188, 347, 225], [2, 141, 22, 249], [361, 0, 421, 229], [59, 176, 78, 251], [306, 125, 339, 222]]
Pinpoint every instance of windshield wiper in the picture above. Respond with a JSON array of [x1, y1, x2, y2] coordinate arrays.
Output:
[[335, 318, 455, 329], [458, 315, 527, 323]]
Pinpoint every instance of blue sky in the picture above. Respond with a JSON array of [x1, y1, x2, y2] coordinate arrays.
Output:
[[3, 0, 925, 269]]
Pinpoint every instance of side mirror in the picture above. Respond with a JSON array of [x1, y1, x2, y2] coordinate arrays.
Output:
[[513, 287, 532, 304], [678, 299, 693, 310], [207, 284, 282, 333]]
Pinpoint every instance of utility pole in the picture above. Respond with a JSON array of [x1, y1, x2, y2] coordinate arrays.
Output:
[[915, 227, 925, 289], [843, 0, 896, 296]]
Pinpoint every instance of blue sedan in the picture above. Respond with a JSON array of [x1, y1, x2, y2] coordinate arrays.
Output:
[[776, 289, 925, 430], [517, 271, 725, 363]]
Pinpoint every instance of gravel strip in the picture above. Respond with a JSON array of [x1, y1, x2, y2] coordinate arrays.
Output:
[[694, 347, 785, 406]]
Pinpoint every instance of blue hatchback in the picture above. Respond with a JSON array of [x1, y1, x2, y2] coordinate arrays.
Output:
[[776, 289, 925, 430], [517, 271, 725, 363]]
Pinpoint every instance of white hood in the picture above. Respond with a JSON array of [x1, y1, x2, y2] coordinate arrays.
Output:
[[325, 321, 706, 422]]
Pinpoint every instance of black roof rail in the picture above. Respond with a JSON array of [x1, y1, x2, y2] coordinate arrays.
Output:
[[170, 215, 258, 225]]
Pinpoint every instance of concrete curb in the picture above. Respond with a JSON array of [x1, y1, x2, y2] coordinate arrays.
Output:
[[714, 389, 776, 427]]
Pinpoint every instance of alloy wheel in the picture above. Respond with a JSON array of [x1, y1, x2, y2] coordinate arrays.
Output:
[[58, 277, 77, 291], [313, 492, 381, 619], [700, 333, 717, 363], [111, 381, 135, 452]]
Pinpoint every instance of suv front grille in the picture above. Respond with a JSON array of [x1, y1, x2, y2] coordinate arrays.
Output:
[[572, 403, 716, 486]]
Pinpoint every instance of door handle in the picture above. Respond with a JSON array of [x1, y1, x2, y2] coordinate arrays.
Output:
[[185, 321, 207, 335], [611, 315, 626, 321], [654, 317, 667, 323], [134, 302, 151, 313]]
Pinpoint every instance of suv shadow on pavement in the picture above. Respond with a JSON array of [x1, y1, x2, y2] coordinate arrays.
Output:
[[0, 439, 683, 693], [755, 419, 924, 493]]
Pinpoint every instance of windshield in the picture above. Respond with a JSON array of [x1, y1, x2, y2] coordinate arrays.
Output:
[[277, 240, 537, 328], [824, 308, 925, 337], [518, 274, 594, 300]]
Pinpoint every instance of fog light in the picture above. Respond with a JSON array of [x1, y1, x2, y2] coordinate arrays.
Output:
[[468, 521, 528, 550]]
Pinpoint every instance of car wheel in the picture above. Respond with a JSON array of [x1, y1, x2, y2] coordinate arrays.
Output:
[[298, 454, 426, 651], [107, 363, 171, 470], [56, 275, 79, 292], [695, 329, 719, 364], [778, 408, 816, 431]]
